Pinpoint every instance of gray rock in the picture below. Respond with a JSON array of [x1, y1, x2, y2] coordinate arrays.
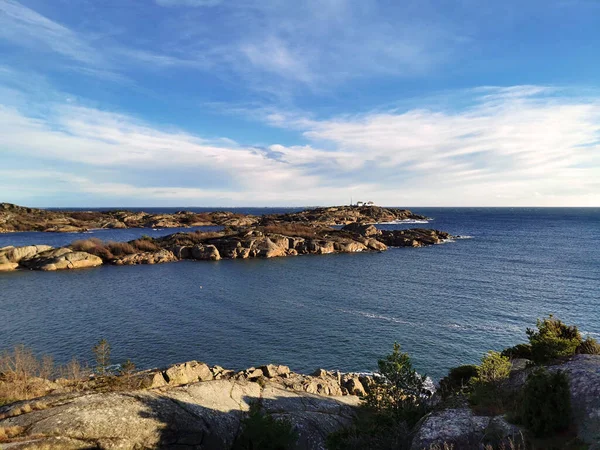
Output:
[[410, 408, 492, 450], [0, 379, 360, 450], [547, 354, 600, 448]]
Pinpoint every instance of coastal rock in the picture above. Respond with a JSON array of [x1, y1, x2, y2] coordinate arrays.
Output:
[[0, 380, 359, 450], [0, 245, 53, 264], [545, 355, 600, 448], [191, 244, 221, 261], [260, 364, 291, 378], [411, 408, 496, 450], [341, 222, 380, 236], [19, 248, 103, 271], [343, 377, 366, 396], [163, 361, 214, 386], [0, 262, 19, 271], [114, 249, 177, 265]]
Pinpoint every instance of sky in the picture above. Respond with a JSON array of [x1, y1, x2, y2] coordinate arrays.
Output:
[[0, 0, 599, 207]]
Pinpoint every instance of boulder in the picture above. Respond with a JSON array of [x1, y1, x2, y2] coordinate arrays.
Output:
[[163, 361, 214, 386], [260, 364, 291, 378], [257, 237, 288, 258], [0, 245, 53, 264], [19, 248, 102, 271], [344, 377, 366, 396], [191, 244, 221, 261], [139, 371, 168, 389], [411, 408, 492, 450]]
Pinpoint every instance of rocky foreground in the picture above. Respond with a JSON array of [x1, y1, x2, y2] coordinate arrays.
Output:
[[0, 222, 451, 272], [1, 355, 598, 449], [0, 203, 427, 233]]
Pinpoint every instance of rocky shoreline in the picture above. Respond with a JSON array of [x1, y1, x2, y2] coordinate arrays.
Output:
[[0, 203, 428, 233], [0, 206, 452, 272], [1, 354, 598, 449]]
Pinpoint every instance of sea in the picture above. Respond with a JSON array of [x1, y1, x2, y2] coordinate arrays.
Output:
[[0, 207, 598, 380]]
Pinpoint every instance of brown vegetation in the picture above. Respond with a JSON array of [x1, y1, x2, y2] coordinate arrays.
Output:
[[262, 223, 327, 238], [0, 345, 90, 405], [71, 238, 139, 260], [130, 238, 159, 252]]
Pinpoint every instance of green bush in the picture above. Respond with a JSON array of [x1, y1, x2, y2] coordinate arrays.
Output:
[[526, 316, 582, 363], [468, 351, 514, 415], [501, 343, 532, 360], [233, 402, 298, 450], [364, 343, 430, 427], [520, 368, 571, 437], [576, 336, 600, 355], [439, 365, 478, 397], [474, 351, 511, 384], [326, 412, 409, 450]]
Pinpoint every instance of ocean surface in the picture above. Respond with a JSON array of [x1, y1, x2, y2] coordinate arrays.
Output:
[[1, 207, 599, 380]]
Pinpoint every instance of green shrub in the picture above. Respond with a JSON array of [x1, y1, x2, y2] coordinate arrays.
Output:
[[576, 336, 600, 355], [468, 352, 513, 415], [501, 343, 532, 360], [233, 402, 298, 450], [364, 343, 430, 427], [526, 316, 582, 363], [474, 351, 511, 384], [439, 365, 478, 397], [520, 368, 571, 437], [326, 412, 409, 450]]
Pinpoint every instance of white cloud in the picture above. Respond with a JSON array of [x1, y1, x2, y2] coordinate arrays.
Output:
[[1, 84, 599, 206]]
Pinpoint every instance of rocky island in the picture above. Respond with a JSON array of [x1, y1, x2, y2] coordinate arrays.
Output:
[[0, 203, 427, 233], [0, 205, 451, 272]]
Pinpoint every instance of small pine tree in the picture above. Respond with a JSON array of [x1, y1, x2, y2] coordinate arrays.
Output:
[[365, 343, 429, 427], [120, 359, 135, 376], [92, 338, 111, 375]]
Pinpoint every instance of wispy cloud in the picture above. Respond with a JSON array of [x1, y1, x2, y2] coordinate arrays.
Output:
[[0, 0, 101, 65], [1, 82, 599, 206]]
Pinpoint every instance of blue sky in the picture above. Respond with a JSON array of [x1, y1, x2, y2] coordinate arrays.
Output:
[[0, 0, 599, 206]]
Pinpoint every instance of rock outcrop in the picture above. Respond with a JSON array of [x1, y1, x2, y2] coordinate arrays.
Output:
[[0, 360, 364, 450], [0, 224, 452, 272], [0, 380, 359, 450], [411, 408, 521, 450], [261, 205, 429, 226], [0, 203, 259, 233], [0, 203, 427, 233], [18, 248, 103, 271]]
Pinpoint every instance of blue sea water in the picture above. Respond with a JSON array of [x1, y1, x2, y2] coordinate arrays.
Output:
[[0, 207, 599, 380]]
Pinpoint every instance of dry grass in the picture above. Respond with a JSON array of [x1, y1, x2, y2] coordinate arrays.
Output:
[[130, 239, 159, 252], [0, 425, 25, 442], [0, 345, 52, 402], [71, 239, 138, 259], [106, 241, 136, 256], [262, 223, 325, 238], [0, 346, 90, 406]]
